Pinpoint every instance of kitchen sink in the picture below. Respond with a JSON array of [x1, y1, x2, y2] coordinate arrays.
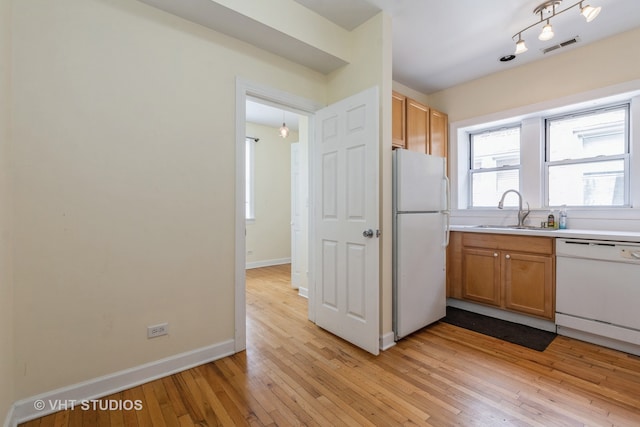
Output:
[[472, 224, 550, 230]]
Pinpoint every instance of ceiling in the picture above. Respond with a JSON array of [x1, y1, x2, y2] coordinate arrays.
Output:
[[244, 0, 640, 128], [246, 100, 300, 134], [139, 0, 639, 127], [298, 0, 640, 94]]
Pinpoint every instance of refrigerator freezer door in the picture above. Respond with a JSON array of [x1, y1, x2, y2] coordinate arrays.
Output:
[[394, 149, 446, 213], [394, 212, 446, 340]]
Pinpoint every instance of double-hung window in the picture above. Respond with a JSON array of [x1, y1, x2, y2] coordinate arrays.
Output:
[[469, 126, 521, 207], [545, 104, 629, 207]]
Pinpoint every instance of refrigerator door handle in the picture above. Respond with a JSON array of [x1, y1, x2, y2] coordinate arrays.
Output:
[[444, 175, 451, 212], [443, 210, 450, 247], [443, 175, 451, 247]]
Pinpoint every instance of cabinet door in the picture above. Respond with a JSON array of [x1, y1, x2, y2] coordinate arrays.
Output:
[[446, 231, 463, 298], [406, 98, 428, 153], [462, 247, 501, 306], [429, 109, 448, 159], [503, 252, 554, 319], [392, 92, 406, 149]]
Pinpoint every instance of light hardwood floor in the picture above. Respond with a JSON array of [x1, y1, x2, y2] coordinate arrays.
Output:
[[21, 264, 640, 426]]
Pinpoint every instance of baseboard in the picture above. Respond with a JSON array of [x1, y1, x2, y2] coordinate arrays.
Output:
[[10, 339, 235, 426], [298, 287, 308, 298], [379, 332, 396, 351], [245, 258, 291, 269], [557, 325, 640, 357]]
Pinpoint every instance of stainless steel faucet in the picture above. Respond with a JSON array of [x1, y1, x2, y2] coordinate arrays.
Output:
[[498, 189, 530, 227]]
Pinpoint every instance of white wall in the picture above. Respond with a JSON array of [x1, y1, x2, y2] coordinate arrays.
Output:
[[245, 122, 297, 267], [0, 0, 14, 423], [10, 0, 330, 400]]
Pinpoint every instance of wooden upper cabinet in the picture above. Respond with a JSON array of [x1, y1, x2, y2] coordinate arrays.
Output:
[[392, 92, 406, 149], [391, 91, 448, 163], [429, 108, 448, 158], [406, 98, 429, 154]]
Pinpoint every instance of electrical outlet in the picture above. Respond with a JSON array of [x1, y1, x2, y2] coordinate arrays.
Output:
[[147, 322, 169, 339]]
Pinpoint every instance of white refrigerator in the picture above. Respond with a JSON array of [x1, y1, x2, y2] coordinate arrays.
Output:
[[393, 149, 449, 341]]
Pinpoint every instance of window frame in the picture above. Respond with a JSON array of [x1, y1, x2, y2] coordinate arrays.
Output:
[[543, 103, 630, 208], [468, 124, 522, 208]]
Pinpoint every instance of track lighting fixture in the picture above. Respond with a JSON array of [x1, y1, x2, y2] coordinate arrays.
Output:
[[512, 0, 601, 55]]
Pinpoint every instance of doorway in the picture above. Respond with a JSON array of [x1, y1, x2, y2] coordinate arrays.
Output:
[[244, 98, 309, 295], [234, 79, 322, 352], [235, 81, 381, 356]]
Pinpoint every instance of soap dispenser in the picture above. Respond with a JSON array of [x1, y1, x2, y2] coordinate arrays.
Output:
[[559, 205, 567, 229]]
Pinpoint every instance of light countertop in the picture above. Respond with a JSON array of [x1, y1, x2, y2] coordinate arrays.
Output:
[[450, 225, 640, 243]]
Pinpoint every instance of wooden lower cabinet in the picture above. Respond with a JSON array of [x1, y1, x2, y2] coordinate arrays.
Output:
[[448, 231, 555, 320], [462, 247, 501, 306], [503, 251, 553, 318]]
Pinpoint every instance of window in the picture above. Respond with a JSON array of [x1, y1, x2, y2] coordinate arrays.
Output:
[[245, 137, 256, 220], [545, 104, 629, 207], [469, 126, 521, 207]]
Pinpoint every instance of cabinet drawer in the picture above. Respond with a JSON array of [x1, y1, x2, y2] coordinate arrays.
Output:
[[462, 233, 554, 255]]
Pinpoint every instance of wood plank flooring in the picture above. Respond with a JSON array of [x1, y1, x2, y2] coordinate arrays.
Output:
[[21, 264, 640, 426]]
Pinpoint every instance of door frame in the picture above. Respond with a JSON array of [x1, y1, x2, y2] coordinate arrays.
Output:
[[235, 78, 323, 352]]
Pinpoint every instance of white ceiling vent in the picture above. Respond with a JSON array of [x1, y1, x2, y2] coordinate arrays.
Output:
[[541, 36, 581, 54]]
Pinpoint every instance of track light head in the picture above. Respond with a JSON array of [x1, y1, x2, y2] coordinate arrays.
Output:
[[514, 36, 528, 55], [538, 21, 555, 41], [581, 3, 601, 22]]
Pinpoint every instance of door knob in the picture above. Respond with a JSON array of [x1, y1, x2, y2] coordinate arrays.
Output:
[[363, 229, 374, 238]]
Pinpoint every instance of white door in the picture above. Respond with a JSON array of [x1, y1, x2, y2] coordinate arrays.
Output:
[[313, 87, 380, 355], [291, 143, 308, 291]]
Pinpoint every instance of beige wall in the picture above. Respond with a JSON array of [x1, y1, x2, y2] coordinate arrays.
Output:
[[0, 0, 14, 422], [245, 122, 297, 266], [428, 27, 640, 122], [10, 0, 330, 399]]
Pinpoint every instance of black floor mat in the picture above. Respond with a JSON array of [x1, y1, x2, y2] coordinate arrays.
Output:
[[442, 307, 556, 351]]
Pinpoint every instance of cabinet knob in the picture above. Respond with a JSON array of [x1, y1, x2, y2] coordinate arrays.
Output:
[[505, 254, 511, 259], [493, 253, 498, 257]]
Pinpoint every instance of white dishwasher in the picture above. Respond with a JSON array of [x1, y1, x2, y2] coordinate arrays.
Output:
[[556, 238, 640, 356]]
